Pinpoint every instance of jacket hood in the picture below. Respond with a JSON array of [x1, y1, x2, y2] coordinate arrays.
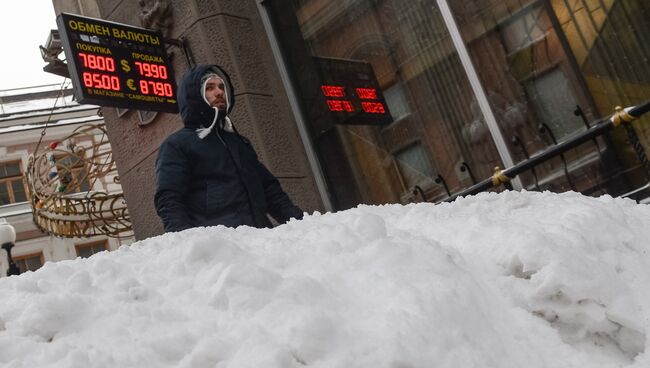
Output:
[[177, 64, 235, 129]]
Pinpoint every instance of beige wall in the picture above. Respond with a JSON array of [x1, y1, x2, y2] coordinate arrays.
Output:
[[51, 0, 324, 240]]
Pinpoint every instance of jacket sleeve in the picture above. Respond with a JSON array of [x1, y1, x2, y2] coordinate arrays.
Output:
[[154, 140, 193, 232], [255, 160, 304, 224]]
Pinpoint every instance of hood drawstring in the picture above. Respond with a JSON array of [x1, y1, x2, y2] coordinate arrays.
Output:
[[196, 110, 234, 139], [196, 73, 233, 139]]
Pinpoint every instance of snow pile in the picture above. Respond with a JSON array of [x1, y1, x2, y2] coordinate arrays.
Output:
[[1, 191, 650, 367]]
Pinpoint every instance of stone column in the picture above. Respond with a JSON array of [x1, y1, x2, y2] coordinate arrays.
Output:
[[52, 0, 324, 239]]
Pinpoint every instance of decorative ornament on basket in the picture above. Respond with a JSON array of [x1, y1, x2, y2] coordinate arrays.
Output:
[[27, 124, 133, 239]]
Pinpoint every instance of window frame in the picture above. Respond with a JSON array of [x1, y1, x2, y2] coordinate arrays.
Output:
[[393, 141, 437, 191], [0, 161, 27, 205], [13, 252, 44, 274], [75, 240, 108, 258]]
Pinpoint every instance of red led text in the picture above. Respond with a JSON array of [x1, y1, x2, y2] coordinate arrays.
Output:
[[361, 101, 386, 114], [356, 88, 377, 100], [327, 100, 355, 112], [82, 72, 120, 91], [321, 85, 346, 97], [135, 61, 169, 79], [321, 85, 387, 116], [140, 80, 174, 97], [78, 53, 116, 72]]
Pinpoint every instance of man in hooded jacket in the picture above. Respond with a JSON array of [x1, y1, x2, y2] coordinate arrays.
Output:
[[154, 64, 303, 232]]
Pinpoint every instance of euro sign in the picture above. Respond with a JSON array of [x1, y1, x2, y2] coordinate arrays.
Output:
[[126, 79, 136, 91], [121, 60, 131, 72]]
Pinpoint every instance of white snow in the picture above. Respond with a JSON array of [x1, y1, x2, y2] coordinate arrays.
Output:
[[1, 190, 650, 367]]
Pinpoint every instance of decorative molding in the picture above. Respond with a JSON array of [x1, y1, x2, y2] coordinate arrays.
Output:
[[116, 107, 129, 117], [137, 110, 158, 125], [133, 0, 171, 126]]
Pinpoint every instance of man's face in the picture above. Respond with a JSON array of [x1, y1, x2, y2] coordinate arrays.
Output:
[[204, 76, 227, 110]]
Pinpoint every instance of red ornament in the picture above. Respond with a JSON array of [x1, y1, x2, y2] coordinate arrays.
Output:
[[50, 141, 59, 150]]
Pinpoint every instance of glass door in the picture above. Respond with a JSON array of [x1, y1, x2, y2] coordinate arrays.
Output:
[[264, 0, 507, 209], [262, 0, 650, 208]]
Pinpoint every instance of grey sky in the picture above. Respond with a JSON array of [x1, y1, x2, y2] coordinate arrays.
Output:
[[0, 1, 65, 90]]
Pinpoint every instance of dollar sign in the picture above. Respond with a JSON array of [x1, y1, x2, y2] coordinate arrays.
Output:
[[121, 60, 131, 72]]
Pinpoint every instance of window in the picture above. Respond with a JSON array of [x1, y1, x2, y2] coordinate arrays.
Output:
[[14, 253, 44, 274], [524, 68, 582, 141], [269, 0, 650, 206], [75, 240, 107, 258], [394, 143, 436, 189], [0, 162, 27, 205], [384, 83, 410, 121]]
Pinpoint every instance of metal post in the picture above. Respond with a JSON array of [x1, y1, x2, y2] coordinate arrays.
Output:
[[0, 218, 19, 276], [1, 243, 20, 277], [436, 0, 522, 190], [256, 0, 334, 212], [512, 135, 540, 190]]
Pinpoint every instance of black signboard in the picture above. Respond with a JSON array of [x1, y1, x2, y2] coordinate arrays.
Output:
[[314, 57, 392, 126], [57, 13, 178, 113]]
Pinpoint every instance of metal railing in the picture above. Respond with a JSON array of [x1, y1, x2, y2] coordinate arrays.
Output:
[[443, 101, 650, 202]]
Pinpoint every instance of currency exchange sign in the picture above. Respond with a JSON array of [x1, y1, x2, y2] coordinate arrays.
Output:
[[314, 57, 392, 126], [57, 13, 178, 113]]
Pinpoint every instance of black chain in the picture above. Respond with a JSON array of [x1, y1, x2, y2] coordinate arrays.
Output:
[[33, 80, 69, 154]]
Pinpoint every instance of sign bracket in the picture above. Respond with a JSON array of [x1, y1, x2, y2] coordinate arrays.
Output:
[[163, 37, 195, 68]]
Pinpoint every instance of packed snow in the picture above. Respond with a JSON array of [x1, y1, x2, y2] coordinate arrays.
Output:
[[1, 190, 650, 368]]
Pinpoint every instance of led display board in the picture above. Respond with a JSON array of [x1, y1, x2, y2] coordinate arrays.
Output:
[[314, 57, 392, 126], [56, 13, 178, 113]]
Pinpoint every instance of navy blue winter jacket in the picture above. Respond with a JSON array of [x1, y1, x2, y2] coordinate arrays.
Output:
[[154, 64, 303, 232]]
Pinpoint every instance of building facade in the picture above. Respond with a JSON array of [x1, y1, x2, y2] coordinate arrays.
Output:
[[0, 84, 131, 276], [50, 0, 650, 239]]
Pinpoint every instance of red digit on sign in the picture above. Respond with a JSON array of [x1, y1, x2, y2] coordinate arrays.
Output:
[[327, 100, 355, 112], [82, 72, 92, 87], [321, 85, 346, 97], [97, 56, 106, 71], [111, 76, 120, 90], [79, 53, 87, 68], [361, 102, 385, 114], [89, 54, 98, 69], [356, 88, 378, 100], [327, 100, 342, 111], [106, 57, 115, 71], [140, 80, 149, 94], [154, 82, 164, 96], [143, 63, 152, 77]]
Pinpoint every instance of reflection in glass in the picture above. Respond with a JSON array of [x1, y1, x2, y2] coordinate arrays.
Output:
[[451, 0, 650, 195], [268, 0, 650, 207], [272, 0, 505, 208]]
